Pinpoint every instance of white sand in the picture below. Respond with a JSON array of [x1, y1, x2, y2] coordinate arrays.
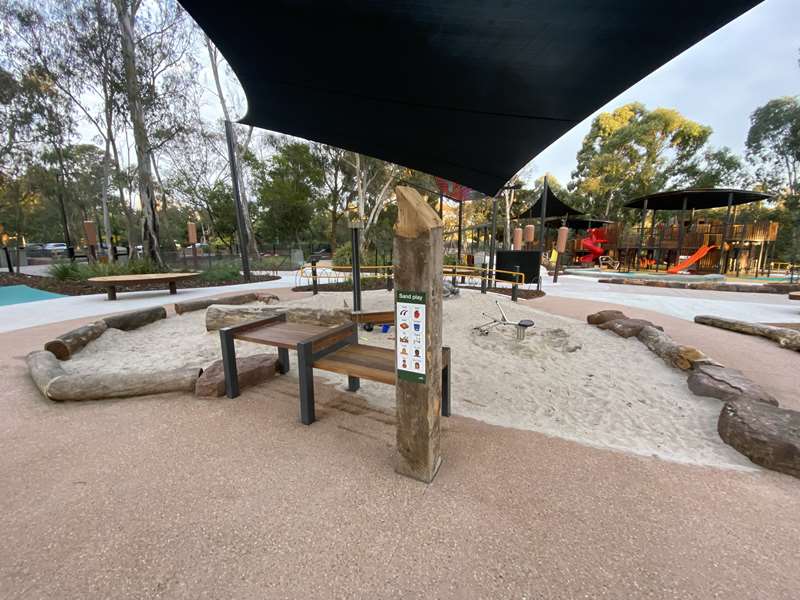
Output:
[[63, 289, 754, 470]]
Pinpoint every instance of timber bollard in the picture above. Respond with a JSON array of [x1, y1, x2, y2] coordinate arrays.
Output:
[[481, 264, 487, 294]]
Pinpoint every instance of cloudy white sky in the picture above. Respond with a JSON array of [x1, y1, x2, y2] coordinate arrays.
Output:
[[520, 0, 800, 186]]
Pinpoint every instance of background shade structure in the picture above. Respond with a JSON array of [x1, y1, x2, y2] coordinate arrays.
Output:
[[181, 0, 762, 196]]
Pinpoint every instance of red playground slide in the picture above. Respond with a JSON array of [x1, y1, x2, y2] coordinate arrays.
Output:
[[580, 228, 607, 264], [667, 244, 715, 274]]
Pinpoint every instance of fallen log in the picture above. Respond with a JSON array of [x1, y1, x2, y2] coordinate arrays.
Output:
[[27, 351, 67, 397], [102, 306, 166, 331], [44, 320, 108, 360], [694, 315, 800, 352], [637, 325, 707, 370], [174, 292, 270, 315], [45, 368, 201, 401]]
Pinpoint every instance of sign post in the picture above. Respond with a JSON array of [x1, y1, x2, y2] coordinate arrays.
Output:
[[393, 186, 443, 483]]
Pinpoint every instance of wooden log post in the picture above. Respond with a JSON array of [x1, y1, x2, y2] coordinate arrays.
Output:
[[393, 185, 444, 483]]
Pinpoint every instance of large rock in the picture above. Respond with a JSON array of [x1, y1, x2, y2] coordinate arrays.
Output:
[[196, 354, 278, 397], [586, 310, 627, 325], [718, 400, 800, 478], [688, 363, 779, 406], [598, 318, 663, 338], [442, 280, 460, 298]]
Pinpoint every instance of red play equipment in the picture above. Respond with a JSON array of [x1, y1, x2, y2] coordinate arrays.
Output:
[[580, 227, 608, 264]]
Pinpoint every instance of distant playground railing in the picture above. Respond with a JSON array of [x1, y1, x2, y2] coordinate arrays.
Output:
[[295, 263, 528, 296]]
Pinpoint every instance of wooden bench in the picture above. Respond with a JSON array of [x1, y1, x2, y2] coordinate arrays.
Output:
[[219, 313, 450, 425], [790, 292, 800, 302], [87, 272, 198, 300]]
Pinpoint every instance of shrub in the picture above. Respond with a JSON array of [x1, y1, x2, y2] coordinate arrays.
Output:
[[199, 261, 241, 283], [48, 261, 83, 281]]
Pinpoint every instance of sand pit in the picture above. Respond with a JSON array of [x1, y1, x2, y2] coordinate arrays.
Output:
[[61, 289, 753, 470]]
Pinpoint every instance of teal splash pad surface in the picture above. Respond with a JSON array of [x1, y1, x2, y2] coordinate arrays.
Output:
[[0, 285, 65, 306]]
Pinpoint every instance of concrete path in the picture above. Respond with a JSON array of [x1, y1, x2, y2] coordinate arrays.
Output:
[[0, 275, 295, 333], [539, 275, 799, 323]]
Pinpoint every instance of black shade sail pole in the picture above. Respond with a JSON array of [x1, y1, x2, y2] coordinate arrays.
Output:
[[350, 219, 362, 312], [538, 177, 548, 291], [719, 191, 734, 274], [637, 197, 648, 270], [489, 197, 498, 287], [457, 200, 464, 266], [224, 120, 252, 282], [675, 195, 687, 269]]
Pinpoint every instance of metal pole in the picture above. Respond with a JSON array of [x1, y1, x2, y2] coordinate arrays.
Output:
[[350, 221, 362, 312], [489, 197, 498, 288], [675, 196, 687, 269], [223, 120, 251, 282], [438, 192, 443, 218], [537, 177, 548, 291], [719, 191, 733, 274]]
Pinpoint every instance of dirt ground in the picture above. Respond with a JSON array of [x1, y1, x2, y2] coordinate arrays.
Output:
[[2, 288, 799, 599]]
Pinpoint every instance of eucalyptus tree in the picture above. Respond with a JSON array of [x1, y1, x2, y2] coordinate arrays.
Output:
[[568, 103, 712, 220], [747, 96, 800, 263]]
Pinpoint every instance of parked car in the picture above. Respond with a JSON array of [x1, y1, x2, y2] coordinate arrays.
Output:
[[43, 242, 68, 255]]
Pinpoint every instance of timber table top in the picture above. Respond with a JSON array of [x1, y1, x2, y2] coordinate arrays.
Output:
[[87, 273, 199, 284], [233, 322, 332, 349], [790, 292, 800, 301]]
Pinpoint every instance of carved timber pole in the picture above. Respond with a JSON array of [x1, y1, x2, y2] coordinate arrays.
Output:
[[393, 186, 444, 483]]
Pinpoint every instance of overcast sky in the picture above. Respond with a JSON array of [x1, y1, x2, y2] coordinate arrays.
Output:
[[519, 0, 800, 186]]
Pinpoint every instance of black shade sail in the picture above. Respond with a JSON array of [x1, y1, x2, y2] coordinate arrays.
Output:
[[625, 188, 772, 210], [182, 1, 762, 196], [513, 182, 581, 220]]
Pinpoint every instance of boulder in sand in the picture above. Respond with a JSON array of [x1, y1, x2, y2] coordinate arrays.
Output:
[[587, 310, 627, 325], [196, 353, 278, 397], [598, 318, 663, 338], [688, 363, 779, 406], [718, 399, 800, 478]]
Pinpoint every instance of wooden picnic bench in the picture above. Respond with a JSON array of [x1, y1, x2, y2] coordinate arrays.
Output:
[[87, 272, 199, 300], [219, 313, 450, 425]]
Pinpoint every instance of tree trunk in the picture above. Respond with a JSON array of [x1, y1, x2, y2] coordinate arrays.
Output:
[[206, 37, 258, 257], [100, 137, 114, 261], [637, 325, 708, 370], [174, 292, 264, 315], [46, 368, 202, 401], [694, 315, 800, 351], [103, 306, 167, 330], [44, 320, 108, 360], [113, 0, 163, 266]]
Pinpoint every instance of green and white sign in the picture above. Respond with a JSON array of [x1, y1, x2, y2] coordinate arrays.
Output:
[[395, 290, 426, 383]]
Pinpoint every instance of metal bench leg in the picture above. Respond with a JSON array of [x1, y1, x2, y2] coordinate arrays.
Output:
[[169, 281, 177, 295], [297, 341, 315, 425], [441, 346, 451, 417], [277, 347, 290, 374], [347, 376, 360, 392], [107, 285, 117, 301], [220, 328, 240, 398]]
